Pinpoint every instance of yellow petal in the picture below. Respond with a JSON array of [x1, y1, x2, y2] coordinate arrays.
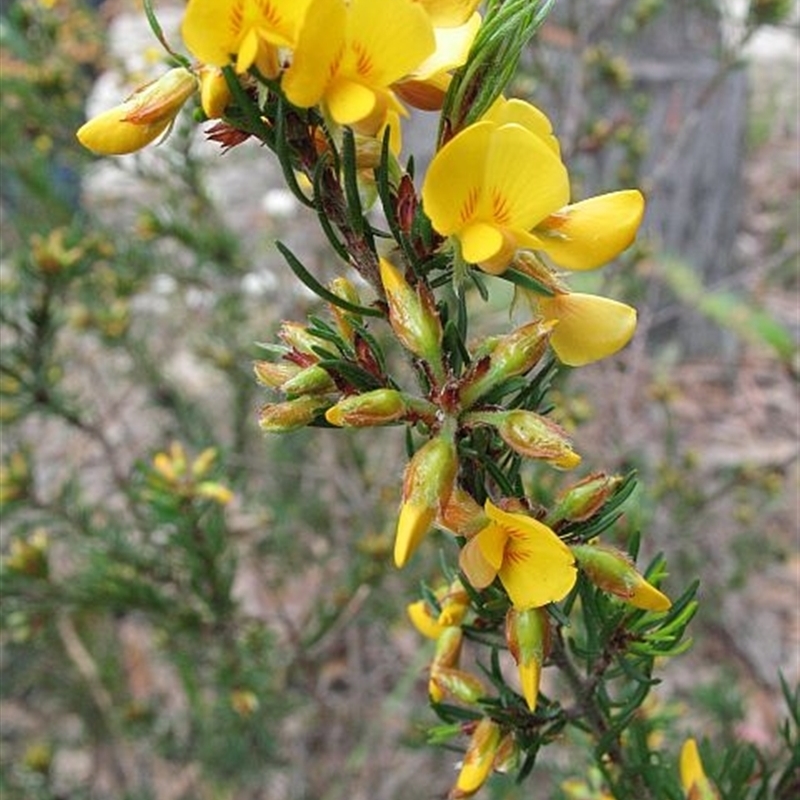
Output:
[[482, 123, 569, 231], [536, 190, 645, 270], [538, 292, 637, 367], [407, 599, 447, 639], [421, 121, 568, 251], [281, 0, 347, 108], [394, 501, 435, 567], [182, 0, 242, 66], [459, 532, 500, 589], [418, 0, 481, 27], [182, 0, 311, 69], [485, 500, 577, 609], [680, 739, 705, 792], [77, 110, 172, 156], [422, 120, 495, 235], [460, 222, 508, 266], [518, 659, 541, 711], [412, 12, 481, 79], [326, 78, 377, 126], [346, 0, 435, 86], [483, 97, 560, 156], [475, 520, 508, 571], [630, 579, 672, 612]]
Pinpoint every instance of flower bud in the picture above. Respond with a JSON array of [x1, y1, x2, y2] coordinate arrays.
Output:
[[198, 66, 232, 119], [430, 666, 485, 705], [0, 450, 31, 505], [280, 365, 336, 396], [196, 481, 235, 505], [429, 626, 464, 701], [436, 486, 486, 539], [379, 257, 443, 366], [327, 277, 363, 343], [437, 578, 470, 628], [572, 543, 671, 611], [253, 360, 302, 389], [465, 409, 581, 469], [680, 738, 721, 800], [407, 578, 469, 639], [492, 732, 519, 774], [432, 625, 463, 671], [325, 389, 409, 427], [278, 321, 330, 358], [407, 599, 447, 640], [191, 447, 218, 479], [394, 435, 458, 567], [450, 718, 502, 799], [5, 529, 49, 579], [258, 396, 329, 433], [459, 320, 555, 408], [505, 607, 550, 711], [77, 67, 198, 155], [547, 473, 623, 525], [229, 689, 260, 718]]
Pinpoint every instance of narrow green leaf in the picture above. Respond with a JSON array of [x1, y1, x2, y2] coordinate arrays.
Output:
[[275, 241, 382, 317]]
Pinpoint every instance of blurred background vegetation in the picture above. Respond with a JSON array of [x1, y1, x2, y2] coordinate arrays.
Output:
[[0, 1, 797, 798]]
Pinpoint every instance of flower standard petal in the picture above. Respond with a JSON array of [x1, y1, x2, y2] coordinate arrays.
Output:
[[483, 97, 560, 156], [346, 0, 435, 88], [422, 120, 494, 236], [482, 123, 569, 234], [284, 0, 434, 129], [418, 0, 482, 27], [538, 292, 637, 367], [281, 0, 347, 108], [535, 189, 645, 270]]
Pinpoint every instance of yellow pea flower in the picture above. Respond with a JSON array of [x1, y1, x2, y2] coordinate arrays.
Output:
[[680, 739, 721, 800], [421, 118, 569, 274], [181, 0, 312, 77], [77, 67, 198, 156], [536, 291, 637, 367], [459, 499, 577, 610], [281, 0, 435, 138]]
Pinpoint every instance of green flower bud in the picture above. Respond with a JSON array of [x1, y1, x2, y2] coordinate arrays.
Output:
[[394, 434, 458, 568], [281, 365, 336, 396], [505, 607, 550, 711], [547, 473, 623, 525], [459, 320, 555, 408], [464, 409, 580, 469], [572, 543, 672, 611], [430, 666, 486, 705], [379, 258, 443, 368], [258, 396, 329, 432]]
